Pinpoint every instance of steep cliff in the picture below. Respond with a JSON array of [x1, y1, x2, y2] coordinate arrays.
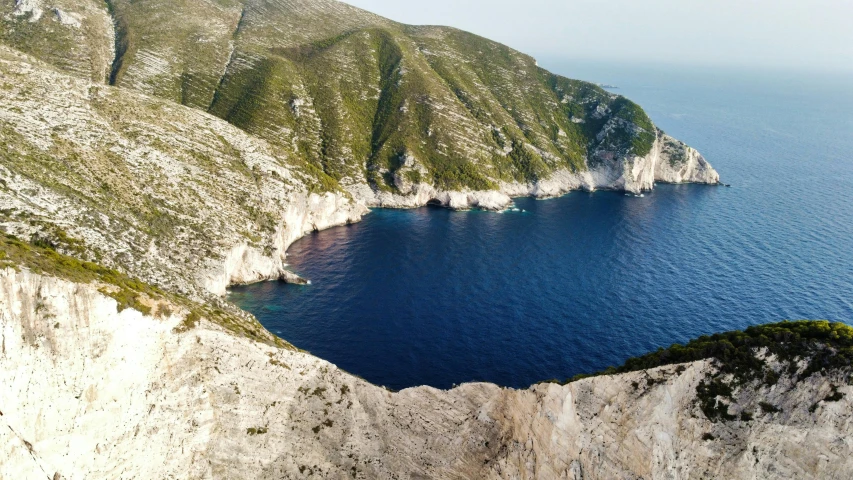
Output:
[[0, 45, 365, 301], [1, 262, 851, 479], [655, 132, 720, 185]]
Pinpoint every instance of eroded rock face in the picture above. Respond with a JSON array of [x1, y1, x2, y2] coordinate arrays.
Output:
[[2, 269, 851, 479], [656, 133, 721, 185], [11, 0, 43, 21], [202, 191, 366, 296]]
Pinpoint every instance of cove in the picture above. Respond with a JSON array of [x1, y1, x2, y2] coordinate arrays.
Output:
[[229, 185, 853, 390], [229, 62, 853, 391]]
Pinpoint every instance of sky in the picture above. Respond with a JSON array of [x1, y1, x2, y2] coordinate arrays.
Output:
[[342, 0, 853, 73]]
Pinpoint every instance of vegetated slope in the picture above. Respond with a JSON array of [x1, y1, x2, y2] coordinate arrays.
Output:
[[1, 0, 715, 203], [202, 1, 664, 194], [207, 15, 624, 191], [0, 45, 365, 301], [0, 0, 114, 82], [567, 320, 853, 422]]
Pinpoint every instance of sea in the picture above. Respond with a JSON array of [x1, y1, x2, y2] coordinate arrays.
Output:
[[229, 60, 853, 390]]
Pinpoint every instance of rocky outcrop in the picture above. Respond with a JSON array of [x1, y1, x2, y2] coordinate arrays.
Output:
[[350, 133, 720, 211], [2, 268, 851, 479], [10, 0, 43, 21], [656, 133, 721, 185]]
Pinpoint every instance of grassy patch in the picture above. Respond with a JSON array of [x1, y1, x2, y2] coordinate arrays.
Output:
[[0, 232, 295, 349], [246, 426, 268, 435], [1, 232, 163, 313]]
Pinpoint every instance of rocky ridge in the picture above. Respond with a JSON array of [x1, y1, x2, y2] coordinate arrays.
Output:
[[1, 0, 719, 212]]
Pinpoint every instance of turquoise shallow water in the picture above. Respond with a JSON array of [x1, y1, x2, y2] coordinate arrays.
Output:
[[230, 62, 853, 390]]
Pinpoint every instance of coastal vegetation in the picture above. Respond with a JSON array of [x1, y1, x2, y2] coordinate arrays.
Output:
[[0, 0, 661, 195], [565, 320, 852, 421], [0, 232, 163, 315], [608, 320, 853, 381]]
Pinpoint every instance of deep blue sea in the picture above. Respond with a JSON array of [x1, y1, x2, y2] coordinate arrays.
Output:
[[230, 61, 853, 390]]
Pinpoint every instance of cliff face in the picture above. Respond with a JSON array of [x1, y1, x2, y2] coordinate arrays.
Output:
[[205, 190, 366, 296], [655, 133, 720, 185], [2, 269, 851, 479], [351, 131, 720, 209]]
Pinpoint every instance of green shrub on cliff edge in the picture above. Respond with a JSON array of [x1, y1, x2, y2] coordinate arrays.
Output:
[[0, 231, 163, 313], [563, 320, 853, 422], [0, 232, 295, 349], [611, 320, 853, 381]]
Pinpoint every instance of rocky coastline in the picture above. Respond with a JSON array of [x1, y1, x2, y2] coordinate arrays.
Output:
[[4, 1, 850, 478]]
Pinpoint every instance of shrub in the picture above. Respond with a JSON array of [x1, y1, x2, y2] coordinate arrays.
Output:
[[563, 320, 853, 422]]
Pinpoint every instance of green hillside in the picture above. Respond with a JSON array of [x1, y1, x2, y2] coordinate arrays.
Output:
[[1, 0, 657, 194]]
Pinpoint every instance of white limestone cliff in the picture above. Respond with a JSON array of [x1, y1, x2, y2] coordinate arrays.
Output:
[[203, 191, 367, 296], [2, 268, 851, 479], [656, 133, 721, 185]]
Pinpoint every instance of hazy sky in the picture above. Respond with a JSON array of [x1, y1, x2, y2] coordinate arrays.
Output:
[[343, 0, 853, 72]]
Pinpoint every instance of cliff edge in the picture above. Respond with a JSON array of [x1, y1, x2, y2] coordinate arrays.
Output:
[[1, 257, 850, 479]]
